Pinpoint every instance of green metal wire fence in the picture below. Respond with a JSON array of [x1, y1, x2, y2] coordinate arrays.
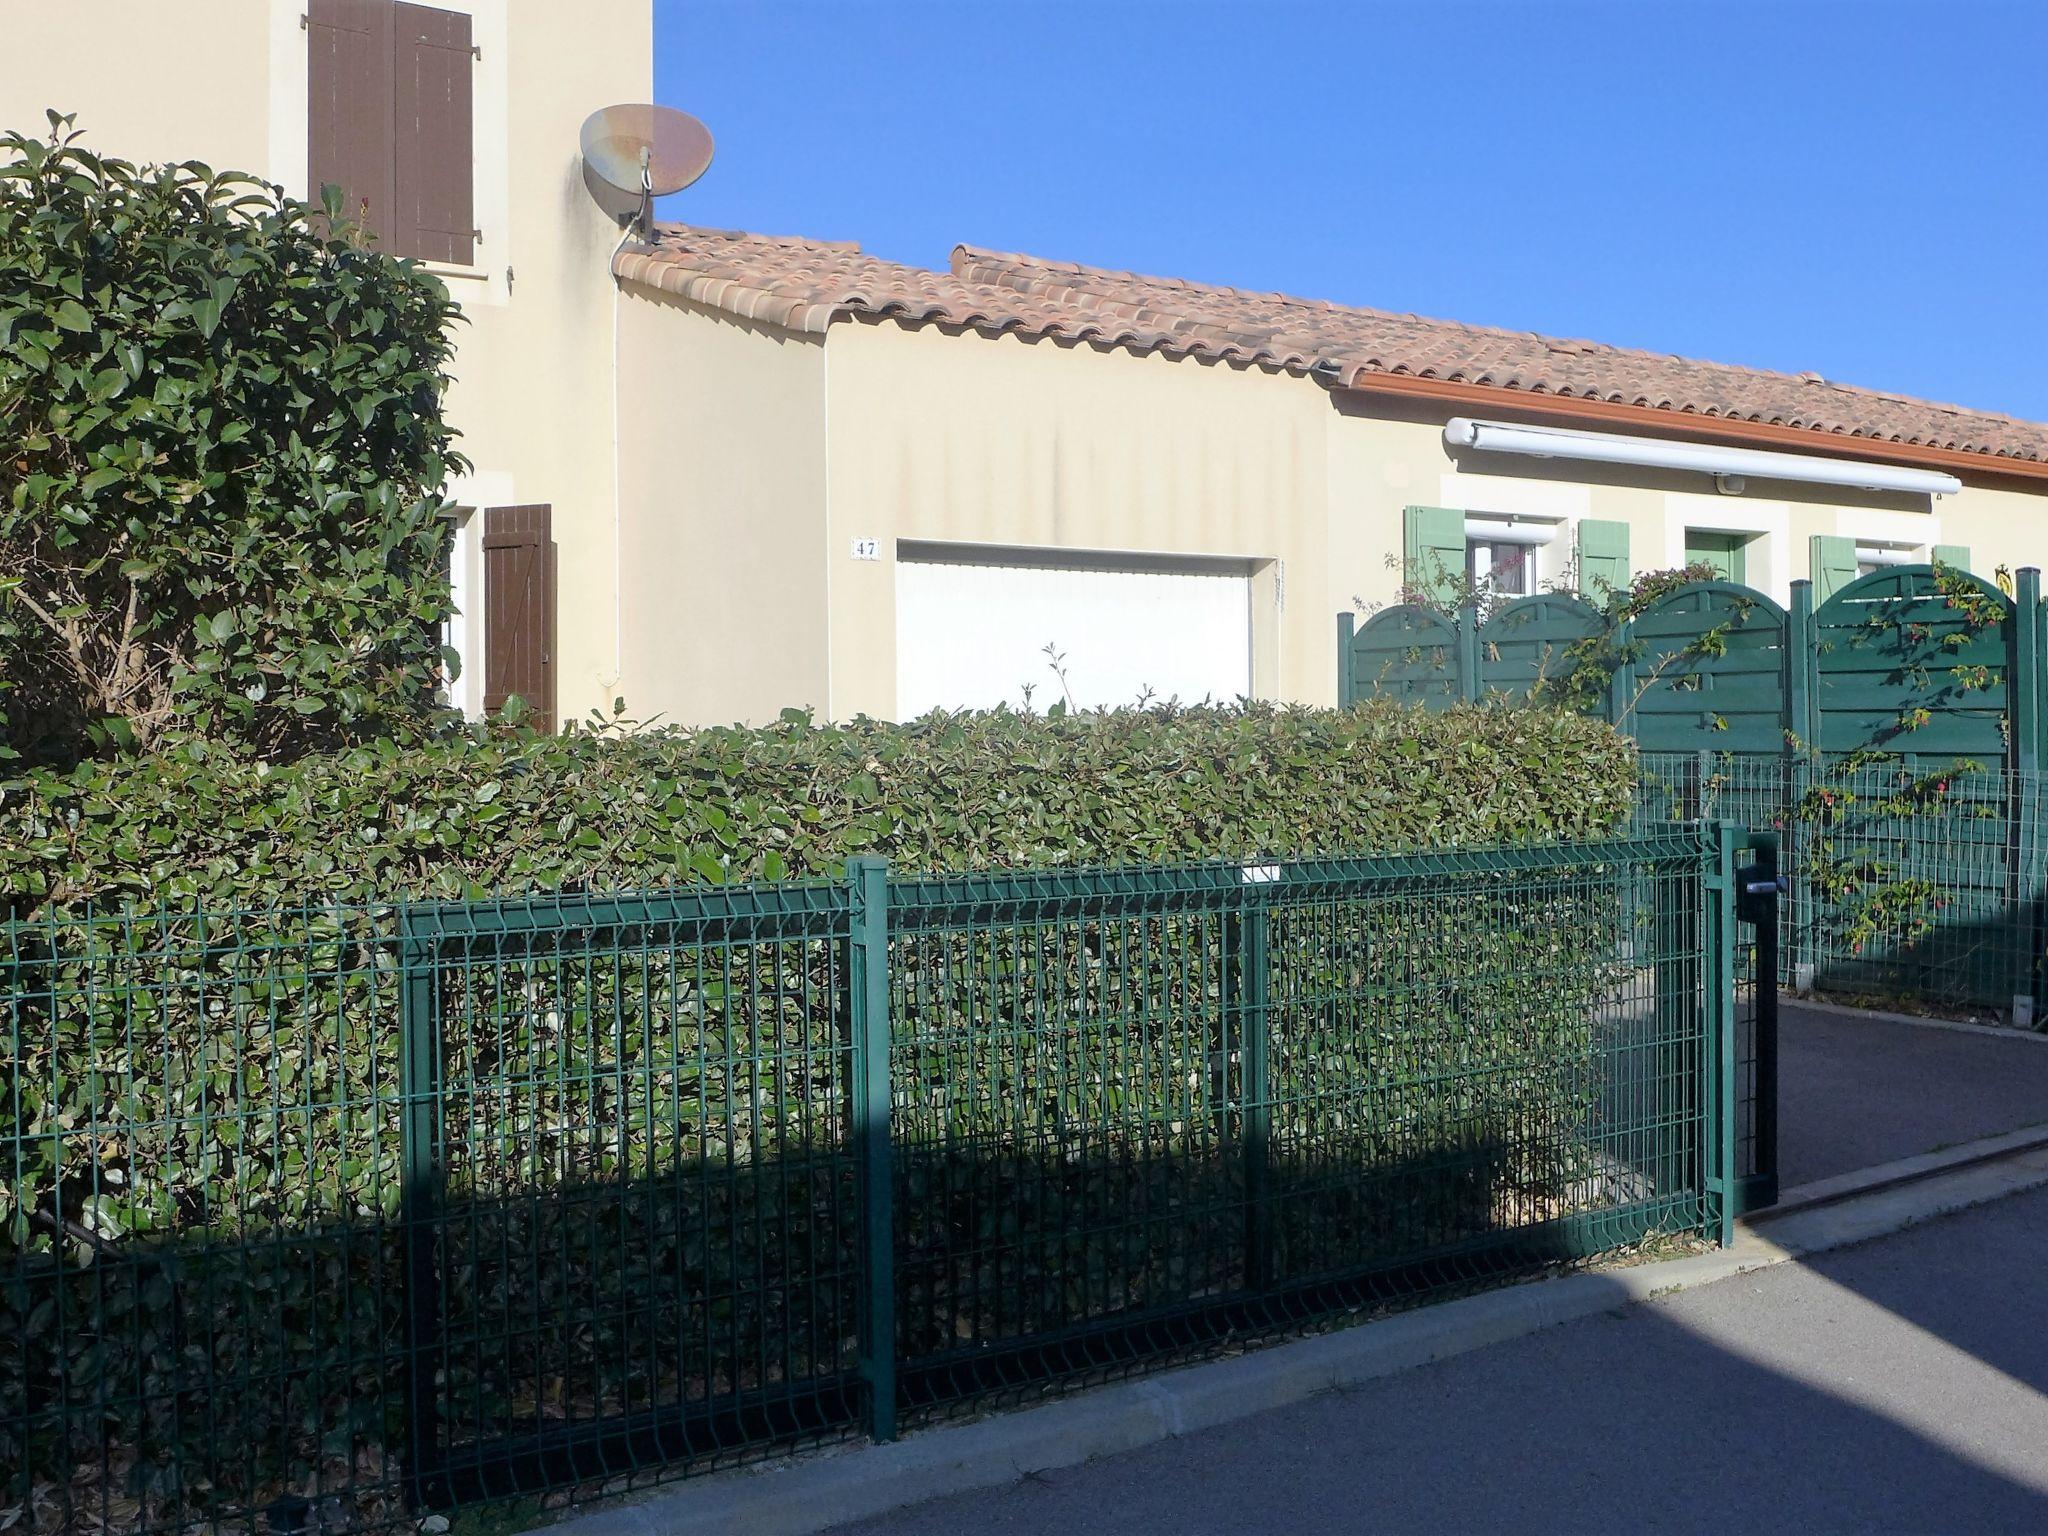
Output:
[[3, 830, 1744, 1535], [1636, 752, 2048, 1021]]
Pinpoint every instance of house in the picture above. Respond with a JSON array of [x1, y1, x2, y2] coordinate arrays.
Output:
[[608, 228, 2048, 722], [13, 2, 2048, 729]]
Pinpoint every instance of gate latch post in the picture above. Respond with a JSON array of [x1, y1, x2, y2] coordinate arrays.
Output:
[[1736, 837, 1785, 927]]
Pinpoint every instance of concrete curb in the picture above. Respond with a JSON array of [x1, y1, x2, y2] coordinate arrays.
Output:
[[1787, 996, 2048, 1042], [554, 1143, 2048, 1536], [1768, 1120, 2048, 1216]]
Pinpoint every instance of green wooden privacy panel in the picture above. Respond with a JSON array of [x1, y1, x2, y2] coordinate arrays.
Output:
[[1812, 565, 2013, 765], [1342, 563, 2046, 778], [1625, 583, 1789, 756], [1342, 604, 1462, 709], [1477, 592, 1604, 701]]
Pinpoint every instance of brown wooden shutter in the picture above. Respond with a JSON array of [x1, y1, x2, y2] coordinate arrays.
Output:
[[393, 2, 475, 265], [307, 0, 397, 238], [482, 505, 556, 731]]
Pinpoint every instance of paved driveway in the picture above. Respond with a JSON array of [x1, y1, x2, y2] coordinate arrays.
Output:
[[830, 1184, 2048, 1535], [1780, 1005, 2048, 1186]]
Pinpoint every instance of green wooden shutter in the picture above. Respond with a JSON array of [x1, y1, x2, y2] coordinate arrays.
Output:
[[1809, 534, 1858, 603], [1577, 519, 1630, 601], [1403, 506, 1465, 606], [1933, 543, 1971, 573]]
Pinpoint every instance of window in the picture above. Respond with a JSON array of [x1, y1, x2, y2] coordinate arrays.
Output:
[[1684, 530, 1751, 585], [307, 0, 475, 264], [1466, 537, 1536, 597]]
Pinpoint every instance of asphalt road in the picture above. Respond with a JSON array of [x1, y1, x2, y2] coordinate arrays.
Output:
[[1780, 1005, 2048, 1185], [830, 1184, 2048, 1536]]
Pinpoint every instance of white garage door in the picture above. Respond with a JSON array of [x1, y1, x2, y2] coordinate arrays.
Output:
[[895, 546, 1253, 718]]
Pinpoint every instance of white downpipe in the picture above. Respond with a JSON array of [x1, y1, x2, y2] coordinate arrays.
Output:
[[1445, 417, 1963, 498]]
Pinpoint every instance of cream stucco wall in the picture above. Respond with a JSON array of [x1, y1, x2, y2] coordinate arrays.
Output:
[[822, 322, 2048, 719], [821, 317, 1330, 720], [2, 6, 273, 172], [612, 289, 830, 725], [1931, 480, 2048, 581], [1, 0, 650, 721], [609, 282, 2048, 723]]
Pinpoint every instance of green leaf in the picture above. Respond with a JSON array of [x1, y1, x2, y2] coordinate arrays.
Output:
[[52, 298, 92, 332]]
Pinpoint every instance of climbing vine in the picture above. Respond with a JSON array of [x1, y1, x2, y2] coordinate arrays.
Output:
[[1526, 562, 1740, 719], [1790, 752, 1995, 972]]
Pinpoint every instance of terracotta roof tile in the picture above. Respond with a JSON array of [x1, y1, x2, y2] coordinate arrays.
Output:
[[614, 225, 2048, 467], [613, 225, 1215, 355], [957, 246, 2048, 464]]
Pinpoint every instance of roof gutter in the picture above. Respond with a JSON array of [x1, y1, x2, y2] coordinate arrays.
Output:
[[1335, 370, 2048, 487]]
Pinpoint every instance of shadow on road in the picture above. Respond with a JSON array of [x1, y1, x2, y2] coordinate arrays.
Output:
[[825, 1184, 2048, 1536]]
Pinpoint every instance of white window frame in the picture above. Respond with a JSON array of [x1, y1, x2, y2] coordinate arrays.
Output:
[[1836, 509, 1938, 578], [439, 506, 482, 717], [438, 468, 514, 717], [1855, 541, 1925, 577], [1463, 515, 1558, 598], [1663, 492, 1789, 603]]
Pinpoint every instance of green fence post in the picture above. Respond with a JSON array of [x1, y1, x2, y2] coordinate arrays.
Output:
[[1704, 822, 1741, 1248], [847, 857, 898, 1442], [1456, 606, 1482, 702], [1337, 611, 1356, 708], [1787, 580, 1817, 753], [1650, 834, 1699, 1201], [2011, 570, 2041, 1026], [1237, 899, 1273, 1292], [1605, 613, 1636, 732], [2038, 572, 2048, 773], [1786, 581, 1819, 992], [398, 914, 446, 1507]]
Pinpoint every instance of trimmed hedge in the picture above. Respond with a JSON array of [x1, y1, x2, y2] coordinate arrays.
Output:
[[2, 699, 1636, 912]]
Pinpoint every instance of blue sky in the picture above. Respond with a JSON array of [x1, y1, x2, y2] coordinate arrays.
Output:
[[653, 0, 2047, 422]]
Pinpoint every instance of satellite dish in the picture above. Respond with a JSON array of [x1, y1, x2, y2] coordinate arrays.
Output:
[[579, 104, 713, 234]]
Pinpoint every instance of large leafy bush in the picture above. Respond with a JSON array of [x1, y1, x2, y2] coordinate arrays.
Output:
[[0, 115, 464, 765], [3, 699, 1638, 910]]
